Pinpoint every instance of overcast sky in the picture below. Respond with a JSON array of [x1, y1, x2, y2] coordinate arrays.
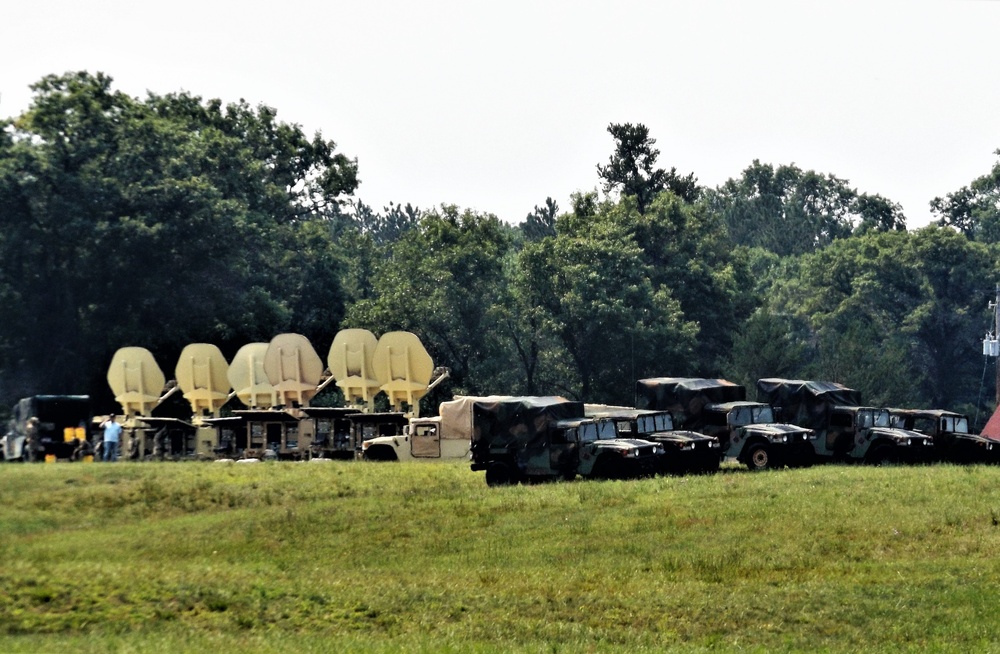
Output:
[[2, 1, 998, 227]]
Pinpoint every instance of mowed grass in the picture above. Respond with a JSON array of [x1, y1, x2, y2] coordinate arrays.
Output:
[[2, 460, 1000, 652]]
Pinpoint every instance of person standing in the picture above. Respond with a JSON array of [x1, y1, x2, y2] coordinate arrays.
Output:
[[101, 414, 122, 462]]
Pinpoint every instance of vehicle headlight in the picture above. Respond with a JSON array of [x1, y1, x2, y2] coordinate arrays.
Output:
[[710, 441, 721, 448], [654, 445, 665, 455], [681, 442, 695, 451]]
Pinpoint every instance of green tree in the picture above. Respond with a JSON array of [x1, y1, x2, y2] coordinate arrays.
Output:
[[521, 197, 558, 242], [596, 123, 699, 213], [0, 71, 358, 404], [768, 226, 997, 410], [931, 149, 1000, 242], [344, 206, 512, 398], [515, 213, 696, 403], [708, 160, 902, 256]]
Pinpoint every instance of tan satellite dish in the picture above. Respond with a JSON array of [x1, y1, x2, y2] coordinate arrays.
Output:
[[328, 328, 382, 407], [372, 331, 434, 415], [263, 333, 324, 407], [107, 347, 166, 417], [228, 343, 277, 409], [175, 343, 231, 416]]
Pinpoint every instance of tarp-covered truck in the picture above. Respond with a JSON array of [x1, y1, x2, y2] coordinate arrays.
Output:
[[469, 396, 662, 486], [361, 396, 511, 462], [757, 378, 933, 464], [1, 395, 95, 461], [585, 405, 721, 474], [636, 378, 815, 470]]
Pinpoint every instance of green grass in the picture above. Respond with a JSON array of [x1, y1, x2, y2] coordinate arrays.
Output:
[[2, 460, 1000, 652]]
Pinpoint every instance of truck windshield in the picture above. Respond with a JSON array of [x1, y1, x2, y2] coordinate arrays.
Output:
[[873, 409, 891, 427], [856, 409, 875, 430], [578, 424, 598, 444], [636, 413, 673, 433], [595, 420, 618, 440], [941, 416, 969, 433], [729, 405, 773, 426]]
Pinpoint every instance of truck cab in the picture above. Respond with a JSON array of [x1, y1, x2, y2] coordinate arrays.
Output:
[[826, 406, 933, 463], [361, 415, 472, 462], [888, 408, 991, 463], [702, 401, 815, 470], [586, 405, 721, 474]]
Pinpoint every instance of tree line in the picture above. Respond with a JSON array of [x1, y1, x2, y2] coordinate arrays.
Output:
[[2, 72, 999, 423]]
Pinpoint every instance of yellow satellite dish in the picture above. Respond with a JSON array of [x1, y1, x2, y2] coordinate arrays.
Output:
[[328, 328, 381, 407], [372, 331, 434, 415], [228, 343, 277, 409], [175, 343, 231, 416], [107, 347, 166, 417], [263, 333, 324, 407]]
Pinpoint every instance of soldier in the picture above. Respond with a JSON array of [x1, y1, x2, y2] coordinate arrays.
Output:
[[24, 417, 39, 462], [152, 426, 169, 460]]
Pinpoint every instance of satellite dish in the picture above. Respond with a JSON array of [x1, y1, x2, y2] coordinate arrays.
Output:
[[175, 343, 231, 416], [228, 343, 277, 409], [372, 331, 434, 415], [263, 333, 324, 407], [328, 328, 381, 407], [107, 347, 166, 416]]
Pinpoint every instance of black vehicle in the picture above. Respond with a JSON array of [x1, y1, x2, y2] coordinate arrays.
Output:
[[585, 405, 721, 474], [889, 409, 993, 464]]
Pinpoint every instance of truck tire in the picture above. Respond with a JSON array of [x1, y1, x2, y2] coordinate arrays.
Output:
[[866, 444, 894, 466], [485, 461, 515, 487], [745, 443, 772, 471]]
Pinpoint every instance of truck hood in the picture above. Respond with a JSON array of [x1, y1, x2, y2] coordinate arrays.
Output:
[[647, 430, 715, 444], [743, 423, 812, 438], [592, 438, 656, 451], [869, 427, 933, 444]]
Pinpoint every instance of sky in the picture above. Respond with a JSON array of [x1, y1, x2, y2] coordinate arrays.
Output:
[[2, 0, 999, 228]]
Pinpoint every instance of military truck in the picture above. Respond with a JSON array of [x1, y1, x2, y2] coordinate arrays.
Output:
[[757, 378, 934, 464], [635, 378, 815, 470], [1, 395, 95, 462], [361, 396, 507, 462], [889, 408, 993, 464], [469, 396, 663, 486], [585, 405, 721, 474]]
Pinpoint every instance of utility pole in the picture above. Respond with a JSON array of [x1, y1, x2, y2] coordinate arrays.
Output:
[[995, 283, 1000, 406]]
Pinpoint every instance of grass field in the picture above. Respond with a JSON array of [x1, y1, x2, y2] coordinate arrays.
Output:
[[2, 459, 1000, 652]]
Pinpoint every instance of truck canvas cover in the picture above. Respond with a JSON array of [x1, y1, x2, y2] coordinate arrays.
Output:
[[635, 378, 745, 428], [471, 396, 584, 450], [756, 378, 863, 431], [439, 395, 513, 441]]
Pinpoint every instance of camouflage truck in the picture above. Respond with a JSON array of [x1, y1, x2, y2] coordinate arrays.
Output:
[[636, 378, 815, 470], [757, 378, 934, 464], [889, 409, 993, 464], [469, 396, 663, 486], [361, 396, 510, 462], [1, 395, 95, 462], [585, 405, 721, 474]]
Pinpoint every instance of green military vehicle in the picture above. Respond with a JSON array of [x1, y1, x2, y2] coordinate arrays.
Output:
[[1, 395, 95, 462], [636, 378, 815, 470], [585, 405, 721, 474], [889, 408, 993, 464], [757, 378, 934, 464], [469, 396, 663, 486]]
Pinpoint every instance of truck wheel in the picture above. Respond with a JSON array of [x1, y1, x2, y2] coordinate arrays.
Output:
[[485, 462, 515, 487], [745, 443, 771, 471], [867, 444, 894, 466]]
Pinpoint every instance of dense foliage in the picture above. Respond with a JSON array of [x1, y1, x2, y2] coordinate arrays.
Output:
[[2, 74, 999, 421]]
